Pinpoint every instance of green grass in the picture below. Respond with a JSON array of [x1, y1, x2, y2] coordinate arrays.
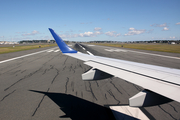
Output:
[[0, 44, 57, 54], [90, 43, 180, 53]]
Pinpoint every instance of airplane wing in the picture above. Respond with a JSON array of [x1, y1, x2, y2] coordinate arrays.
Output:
[[49, 28, 180, 107]]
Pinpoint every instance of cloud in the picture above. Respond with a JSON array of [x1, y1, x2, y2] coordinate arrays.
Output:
[[59, 31, 103, 38], [79, 32, 94, 37], [16, 31, 27, 34], [151, 23, 170, 31], [124, 28, 146, 36], [147, 29, 154, 33], [162, 27, 169, 31], [94, 31, 103, 35], [105, 31, 121, 37], [57, 27, 103, 39], [94, 27, 102, 31], [150, 23, 168, 27], [22, 30, 40, 36], [176, 22, 180, 25]]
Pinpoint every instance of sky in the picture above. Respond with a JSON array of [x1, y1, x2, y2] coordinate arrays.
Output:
[[0, 0, 180, 42]]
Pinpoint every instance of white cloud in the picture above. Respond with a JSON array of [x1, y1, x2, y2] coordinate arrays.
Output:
[[94, 27, 102, 31], [94, 31, 103, 35], [150, 23, 168, 27], [151, 23, 170, 31], [79, 32, 94, 37], [22, 30, 40, 36], [105, 31, 121, 37], [176, 22, 180, 25], [59, 31, 103, 38], [162, 27, 169, 31], [129, 28, 135, 31], [124, 28, 146, 36]]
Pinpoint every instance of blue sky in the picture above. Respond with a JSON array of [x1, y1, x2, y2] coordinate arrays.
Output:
[[0, 0, 180, 41]]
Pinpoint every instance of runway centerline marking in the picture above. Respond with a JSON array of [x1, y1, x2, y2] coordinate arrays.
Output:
[[0, 47, 58, 64], [87, 51, 94, 56], [78, 44, 86, 50]]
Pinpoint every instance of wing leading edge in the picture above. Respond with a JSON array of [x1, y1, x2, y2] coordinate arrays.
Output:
[[49, 28, 180, 107]]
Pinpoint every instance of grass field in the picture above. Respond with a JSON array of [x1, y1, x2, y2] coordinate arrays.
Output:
[[91, 43, 180, 53], [0, 44, 57, 54]]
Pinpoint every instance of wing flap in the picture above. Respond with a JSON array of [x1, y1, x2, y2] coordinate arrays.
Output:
[[84, 61, 180, 103]]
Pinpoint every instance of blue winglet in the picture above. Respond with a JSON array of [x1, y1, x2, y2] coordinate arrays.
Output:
[[49, 28, 77, 53]]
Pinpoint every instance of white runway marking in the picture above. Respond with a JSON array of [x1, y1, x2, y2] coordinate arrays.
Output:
[[104, 48, 180, 60], [87, 51, 94, 56], [54, 49, 60, 52], [79, 44, 94, 55], [87, 45, 95, 46], [0, 47, 58, 64], [104, 49, 114, 52], [129, 50, 180, 60], [47, 50, 54, 52], [105, 49, 127, 52], [78, 44, 86, 50]]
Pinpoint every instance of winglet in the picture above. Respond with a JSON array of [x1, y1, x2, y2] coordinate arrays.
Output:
[[49, 28, 77, 53]]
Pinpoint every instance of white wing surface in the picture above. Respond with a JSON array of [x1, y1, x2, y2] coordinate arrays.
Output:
[[49, 28, 180, 107]]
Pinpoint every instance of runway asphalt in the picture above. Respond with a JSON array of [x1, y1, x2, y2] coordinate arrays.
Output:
[[0, 43, 180, 120]]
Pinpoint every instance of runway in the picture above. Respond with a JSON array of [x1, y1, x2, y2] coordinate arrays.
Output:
[[0, 44, 180, 120]]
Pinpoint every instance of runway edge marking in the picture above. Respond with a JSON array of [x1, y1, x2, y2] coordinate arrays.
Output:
[[0, 47, 58, 64], [91, 44, 180, 60]]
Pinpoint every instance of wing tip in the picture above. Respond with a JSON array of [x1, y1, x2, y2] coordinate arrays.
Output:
[[48, 28, 77, 54]]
